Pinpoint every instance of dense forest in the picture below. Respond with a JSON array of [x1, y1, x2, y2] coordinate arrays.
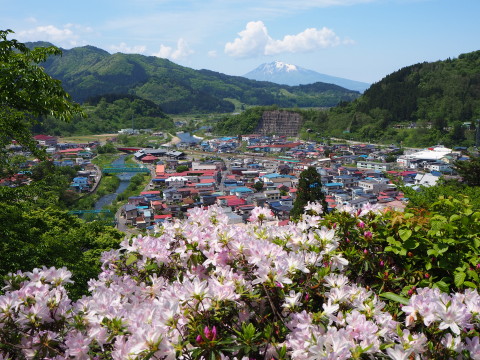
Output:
[[33, 94, 175, 135], [30, 42, 360, 114], [215, 51, 480, 147]]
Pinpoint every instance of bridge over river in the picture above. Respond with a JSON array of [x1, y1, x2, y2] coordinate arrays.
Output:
[[102, 163, 150, 174]]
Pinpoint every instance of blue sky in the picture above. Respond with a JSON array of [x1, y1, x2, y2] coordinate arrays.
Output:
[[2, 0, 479, 83]]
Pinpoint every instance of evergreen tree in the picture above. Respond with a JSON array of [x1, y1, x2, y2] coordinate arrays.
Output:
[[453, 155, 480, 186], [290, 167, 327, 219]]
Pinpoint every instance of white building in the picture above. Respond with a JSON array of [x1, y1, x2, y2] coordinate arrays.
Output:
[[358, 180, 390, 194], [414, 173, 440, 187], [356, 161, 393, 171], [404, 145, 453, 161], [165, 176, 188, 188], [191, 162, 217, 171]]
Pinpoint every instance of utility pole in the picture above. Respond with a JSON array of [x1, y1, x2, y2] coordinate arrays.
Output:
[[476, 119, 480, 148]]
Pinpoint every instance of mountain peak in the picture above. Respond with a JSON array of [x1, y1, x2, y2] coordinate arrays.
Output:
[[273, 61, 298, 72], [244, 61, 370, 93]]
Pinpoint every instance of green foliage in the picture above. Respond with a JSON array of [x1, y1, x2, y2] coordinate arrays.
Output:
[[213, 106, 275, 135], [0, 187, 122, 299], [290, 167, 326, 219], [36, 94, 175, 136], [453, 154, 480, 186], [253, 181, 264, 192], [96, 142, 118, 154], [321, 51, 480, 147], [176, 164, 189, 173], [0, 29, 83, 174], [32, 43, 359, 114], [323, 194, 480, 296]]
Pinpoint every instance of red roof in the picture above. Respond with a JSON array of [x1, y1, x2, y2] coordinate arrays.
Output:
[[141, 190, 161, 195], [217, 195, 239, 201], [59, 148, 84, 153], [227, 198, 246, 206], [34, 135, 56, 140], [141, 155, 157, 161], [154, 214, 172, 219]]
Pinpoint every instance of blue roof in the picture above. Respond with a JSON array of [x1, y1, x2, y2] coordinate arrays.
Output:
[[324, 182, 343, 187], [230, 187, 254, 193]]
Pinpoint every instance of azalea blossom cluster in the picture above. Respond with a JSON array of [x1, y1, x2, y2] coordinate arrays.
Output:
[[0, 204, 479, 359]]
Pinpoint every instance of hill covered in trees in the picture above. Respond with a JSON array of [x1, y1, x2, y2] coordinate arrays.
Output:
[[29, 42, 360, 114], [33, 94, 175, 135], [215, 51, 480, 147], [323, 50, 480, 146]]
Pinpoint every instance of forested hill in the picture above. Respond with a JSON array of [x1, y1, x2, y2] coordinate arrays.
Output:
[[28, 42, 360, 114], [328, 50, 480, 132], [306, 50, 480, 147], [214, 50, 480, 147]]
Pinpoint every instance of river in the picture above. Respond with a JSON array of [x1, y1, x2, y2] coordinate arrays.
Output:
[[176, 132, 202, 144], [94, 155, 135, 210]]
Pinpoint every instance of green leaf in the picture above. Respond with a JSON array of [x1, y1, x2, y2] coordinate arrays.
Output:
[[399, 229, 412, 241], [467, 269, 479, 282], [464, 281, 477, 288], [449, 214, 461, 222], [433, 281, 449, 293], [126, 254, 137, 266], [425, 262, 432, 271], [403, 238, 419, 250], [454, 272, 466, 288], [380, 292, 410, 305]]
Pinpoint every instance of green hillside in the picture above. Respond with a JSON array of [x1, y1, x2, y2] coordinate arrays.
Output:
[[214, 51, 480, 147], [30, 42, 360, 114], [323, 51, 480, 146], [34, 94, 175, 136]]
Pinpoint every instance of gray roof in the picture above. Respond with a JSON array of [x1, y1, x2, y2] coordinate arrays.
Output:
[[124, 204, 137, 212]]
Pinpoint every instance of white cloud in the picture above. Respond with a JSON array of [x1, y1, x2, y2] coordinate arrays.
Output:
[[208, 50, 218, 58], [266, 27, 340, 55], [225, 21, 350, 58], [224, 21, 271, 58], [17, 24, 92, 47], [19, 25, 74, 42], [109, 42, 147, 54], [152, 38, 194, 60], [258, 0, 376, 10]]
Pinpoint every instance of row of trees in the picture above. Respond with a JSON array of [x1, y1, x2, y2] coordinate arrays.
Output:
[[0, 30, 123, 298]]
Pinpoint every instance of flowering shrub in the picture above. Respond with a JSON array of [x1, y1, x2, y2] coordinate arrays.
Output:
[[327, 196, 480, 296], [1, 204, 479, 359]]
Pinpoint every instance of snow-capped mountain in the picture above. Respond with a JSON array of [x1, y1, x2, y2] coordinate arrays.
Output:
[[243, 61, 370, 93]]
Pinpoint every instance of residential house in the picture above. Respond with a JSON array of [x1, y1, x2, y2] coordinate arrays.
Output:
[[357, 180, 390, 194], [264, 189, 281, 200], [414, 173, 440, 187], [165, 176, 188, 188], [356, 161, 393, 172], [163, 188, 183, 203]]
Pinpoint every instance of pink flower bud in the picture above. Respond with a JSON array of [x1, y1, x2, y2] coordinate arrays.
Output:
[[364, 231, 372, 239], [357, 221, 365, 229], [425, 273, 430, 279], [379, 260, 384, 267], [196, 335, 202, 343], [476, 264, 480, 269], [363, 249, 368, 254]]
